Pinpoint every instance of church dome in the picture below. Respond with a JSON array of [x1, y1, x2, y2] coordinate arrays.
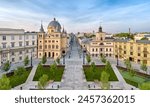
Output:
[[48, 18, 61, 32]]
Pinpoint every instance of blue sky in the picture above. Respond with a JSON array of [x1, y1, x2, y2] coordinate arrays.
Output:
[[0, 0, 150, 33]]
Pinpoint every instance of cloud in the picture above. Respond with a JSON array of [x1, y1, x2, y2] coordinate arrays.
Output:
[[0, 0, 150, 33]]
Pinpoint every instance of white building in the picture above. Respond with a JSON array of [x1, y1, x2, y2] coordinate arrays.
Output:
[[0, 28, 37, 66]]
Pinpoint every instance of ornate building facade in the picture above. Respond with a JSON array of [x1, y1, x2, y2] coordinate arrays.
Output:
[[37, 18, 68, 59], [85, 26, 114, 57]]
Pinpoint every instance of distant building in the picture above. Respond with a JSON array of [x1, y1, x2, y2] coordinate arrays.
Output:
[[37, 18, 68, 59], [114, 39, 150, 66], [79, 26, 114, 57], [134, 33, 150, 40], [0, 28, 37, 66]]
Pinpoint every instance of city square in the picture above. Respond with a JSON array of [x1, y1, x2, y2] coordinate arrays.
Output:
[[0, 0, 150, 90]]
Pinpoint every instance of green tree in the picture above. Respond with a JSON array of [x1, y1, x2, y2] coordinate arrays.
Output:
[[56, 58, 60, 64], [42, 55, 47, 64], [50, 63, 57, 80], [139, 82, 150, 90], [38, 74, 48, 89], [90, 62, 96, 80], [0, 75, 11, 90], [2, 61, 10, 71], [100, 54, 106, 63], [141, 37, 148, 40], [124, 59, 131, 71], [14, 66, 26, 76], [124, 59, 135, 76], [86, 54, 91, 64], [90, 62, 96, 72], [105, 61, 112, 72], [24, 56, 29, 66], [100, 70, 110, 90], [114, 33, 134, 40], [141, 63, 148, 73]]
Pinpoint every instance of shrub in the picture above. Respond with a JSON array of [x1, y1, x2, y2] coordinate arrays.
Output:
[[38, 74, 48, 89], [42, 55, 47, 64], [24, 56, 29, 66], [86, 54, 91, 64], [2, 61, 10, 71], [100, 54, 106, 63], [0, 74, 11, 90]]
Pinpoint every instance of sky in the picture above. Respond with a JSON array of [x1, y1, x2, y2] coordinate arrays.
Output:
[[0, 0, 150, 33]]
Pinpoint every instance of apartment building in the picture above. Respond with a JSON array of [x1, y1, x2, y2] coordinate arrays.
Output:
[[0, 28, 37, 66]]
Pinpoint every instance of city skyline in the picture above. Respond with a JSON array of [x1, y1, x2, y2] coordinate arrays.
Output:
[[0, 0, 150, 33]]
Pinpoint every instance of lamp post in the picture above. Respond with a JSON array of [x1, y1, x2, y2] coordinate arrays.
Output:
[[116, 46, 119, 66], [62, 50, 65, 65], [83, 48, 86, 65], [31, 50, 33, 67]]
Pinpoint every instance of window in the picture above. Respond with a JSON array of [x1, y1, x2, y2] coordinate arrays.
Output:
[[52, 45, 54, 49], [144, 54, 147, 57], [138, 53, 140, 56], [110, 48, 111, 51], [19, 36, 22, 40], [12, 58, 15, 62], [52, 40, 55, 43], [32, 41, 35, 45], [45, 40, 47, 43], [138, 47, 140, 51], [26, 36, 29, 39], [92, 48, 94, 52], [106, 48, 108, 52], [19, 42, 22, 47], [11, 35, 15, 40], [26, 41, 29, 46], [124, 51, 126, 54], [109, 54, 111, 57], [32, 48, 35, 52], [100, 48, 103, 51], [26, 49, 29, 53], [130, 46, 133, 50], [56, 45, 59, 49], [49, 45, 51, 49], [32, 35, 35, 39], [130, 52, 133, 55], [2, 36, 6, 40], [2, 43, 6, 48], [19, 57, 22, 60], [19, 51, 22, 55], [11, 42, 15, 47], [11, 52, 15, 56], [39, 45, 42, 49], [49, 40, 51, 43], [96, 48, 98, 52], [45, 45, 47, 49]]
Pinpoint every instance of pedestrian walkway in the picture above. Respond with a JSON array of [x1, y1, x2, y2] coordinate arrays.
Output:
[[25, 65, 38, 84], [60, 36, 88, 90]]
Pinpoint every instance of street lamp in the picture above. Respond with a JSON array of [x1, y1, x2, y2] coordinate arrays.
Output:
[[31, 50, 33, 67], [83, 48, 86, 65], [116, 46, 119, 66], [62, 50, 65, 65]]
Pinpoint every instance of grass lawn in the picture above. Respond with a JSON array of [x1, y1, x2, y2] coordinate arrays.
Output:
[[8, 68, 32, 88], [33, 66, 64, 81], [120, 70, 147, 87], [83, 66, 118, 81]]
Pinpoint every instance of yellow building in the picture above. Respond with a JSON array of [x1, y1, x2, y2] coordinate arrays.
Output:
[[38, 18, 68, 59], [114, 39, 150, 66], [86, 26, 114, 57]]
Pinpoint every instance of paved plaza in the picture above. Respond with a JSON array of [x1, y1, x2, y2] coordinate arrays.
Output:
[[60, 37, 88, 90]]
